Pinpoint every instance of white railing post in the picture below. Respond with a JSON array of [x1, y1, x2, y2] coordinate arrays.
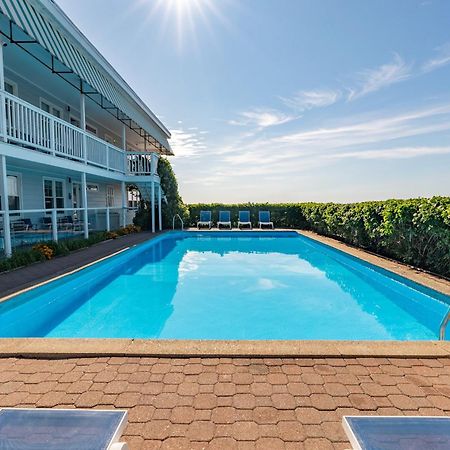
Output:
[[51, 208, 58, 242], [49, 116, 55, 156], [81, 172, 89, 239], [106, 206, 110, 231], [0, 155, 12, 257]]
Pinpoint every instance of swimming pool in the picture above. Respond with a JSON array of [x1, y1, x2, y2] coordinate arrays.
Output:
[[0, 231, 449, 340]]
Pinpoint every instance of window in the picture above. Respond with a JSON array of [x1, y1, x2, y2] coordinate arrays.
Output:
[[70, 116, 97, 135], [106, 186, 115, 207], [4, 79, 18, 96], [40, 98, 62, 119], [87, 183, 99, 192], [86, 124, 97, 135], [128, 188, 140, 208], [70, 116, 80, 128], [0, 175, 20, 211], [44, 178, 65, 213]]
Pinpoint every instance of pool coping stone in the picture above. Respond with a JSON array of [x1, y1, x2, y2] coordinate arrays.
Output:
[[0, 339, 449, 358]]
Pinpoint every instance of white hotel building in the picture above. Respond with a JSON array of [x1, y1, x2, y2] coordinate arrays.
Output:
[[0, 0, 172, 257]]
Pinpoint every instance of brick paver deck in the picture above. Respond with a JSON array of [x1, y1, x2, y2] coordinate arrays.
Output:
[[1, 356, 449, 449]]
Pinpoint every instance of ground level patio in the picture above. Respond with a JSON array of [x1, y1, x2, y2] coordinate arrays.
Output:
[[0, 355, 449, 449]]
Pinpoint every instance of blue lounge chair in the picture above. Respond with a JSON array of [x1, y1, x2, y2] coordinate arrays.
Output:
[[238, 211, 252, 229], [343, 415, 450, 449], [258, 211, 274, 229], [217, 211, 231, 229], [0, 408, 129, 450], [197, 210, 212, 229]]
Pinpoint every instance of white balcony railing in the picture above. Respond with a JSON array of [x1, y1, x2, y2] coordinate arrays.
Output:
[[0, 92, 159, 177]]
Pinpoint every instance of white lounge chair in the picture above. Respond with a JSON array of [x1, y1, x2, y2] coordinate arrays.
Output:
[[0, 408, 129, 450], [258, 211, 274, 229], [217, 211, 232, 229], [343, 415, 450, 449], [197, 210, 212, 229], [238, 210, 252, 229]]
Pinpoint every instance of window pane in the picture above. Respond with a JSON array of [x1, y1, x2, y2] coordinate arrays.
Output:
[[8, 196, 19, 210], [45, 198, 53, 209], [41, 102, 50, 113], [52, 108, 61, 118], [44, 180, 53, 196], [56, 198, 64, 209], [4, 82, 14, 95], [55, 182, 63, 197], [7, 176, 18, 196]]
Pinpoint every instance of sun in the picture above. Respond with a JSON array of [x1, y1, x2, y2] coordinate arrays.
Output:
[[137, 0, 230, 52]]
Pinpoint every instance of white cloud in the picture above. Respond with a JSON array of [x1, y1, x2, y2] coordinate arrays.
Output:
[[422, 43, 450, 73], [281, 89, 340, 111], [348, 53, 411, 100], [169, 126, 207, 157], [325, 146, 450, 160], [229, 108, 297, 128]]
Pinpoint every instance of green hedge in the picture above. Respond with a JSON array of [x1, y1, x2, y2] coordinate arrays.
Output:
[[187, 197, 450, 278]]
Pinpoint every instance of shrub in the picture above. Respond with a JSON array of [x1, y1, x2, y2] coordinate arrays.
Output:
[[32, 243, 54, 260], [0, 228, 142, 273]]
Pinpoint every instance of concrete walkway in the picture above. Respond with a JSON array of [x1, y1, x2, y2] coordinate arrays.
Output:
[[0, 231, 160, 298]]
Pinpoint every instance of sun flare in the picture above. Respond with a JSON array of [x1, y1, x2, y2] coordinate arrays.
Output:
[[138, 0, 230, 52]]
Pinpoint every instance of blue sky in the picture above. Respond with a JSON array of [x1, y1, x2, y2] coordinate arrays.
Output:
[[56, 0, 450, 203]]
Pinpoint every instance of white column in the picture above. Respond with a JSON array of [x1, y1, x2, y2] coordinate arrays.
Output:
[[121, 181, 126, 227], [151, 179, 155, 233], [51, 209, 58, 242], [122, 124, 127, 174], [106, 207, 110, 232], [158, 184, 162, 231], [0, 155, 11, 257], [0, 40, 8, 141], [80, 93, 86, 130], [81, 172, 89, 239], [80, 93, 87, 162]]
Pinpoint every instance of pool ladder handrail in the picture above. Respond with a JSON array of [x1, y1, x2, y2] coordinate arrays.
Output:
[[172, 214, 184, 230], [439, 309, 450, 340]]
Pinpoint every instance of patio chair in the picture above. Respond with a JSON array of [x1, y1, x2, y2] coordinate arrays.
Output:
[[40, 217, 52, 229], [238, 211, 252, 229], [217, 211, 232, 229], [10, 219, 29, 232], [197, 210, 212, 229], [342, 415, 450, 449], [22, 218, 35, 230], [258, 211, 274, 229], [0, 408, 129, 450]]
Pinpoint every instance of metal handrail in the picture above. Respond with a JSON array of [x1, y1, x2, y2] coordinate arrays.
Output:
[[439, 309, 450, 340], [172, 214, 184, 230]]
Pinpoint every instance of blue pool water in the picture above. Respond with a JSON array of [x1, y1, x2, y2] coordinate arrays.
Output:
[[0, 231, 449, 340]]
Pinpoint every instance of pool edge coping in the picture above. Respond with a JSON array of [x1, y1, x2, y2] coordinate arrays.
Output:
[[0, 339, 449, 358]]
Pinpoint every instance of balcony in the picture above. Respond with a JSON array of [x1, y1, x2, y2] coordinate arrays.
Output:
[[0, 92, 159, 178]]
